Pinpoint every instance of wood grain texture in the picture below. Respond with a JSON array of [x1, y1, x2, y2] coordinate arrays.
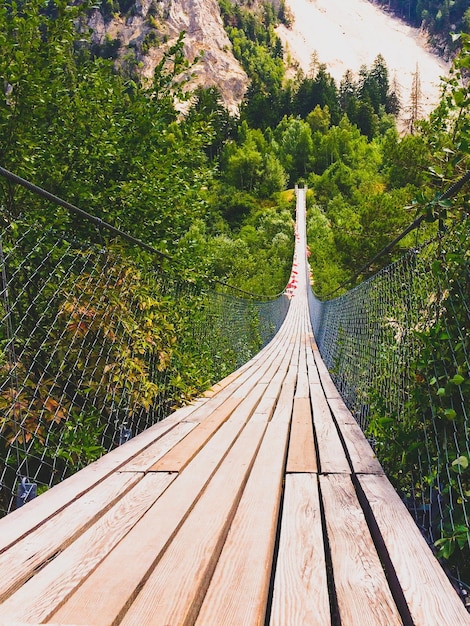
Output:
[[259, 321, 297, 385], [306, 345, 320, 385], [312, 350, 341, 399], [203, 325, 290, 401], [270, 474, 330, 626], [320, 474, 403, 626], [327, 396, 359, 426], [294, 343, 310, 398], [260, 321, 298, 398], [120, 420, 197, 472], [202, 364, 249, 396], [150, 397, 242, 471], [358, 474, 470, 626], [120, 421, 267, 626], [0, 472, 140, 603], [0, 410, 189, 555], [271, 374, 297, 424], [310, 383, 350, 474], [195, 420, 290, 626], [251, 391, 282, 421], [286, 397, 317, 473], [337, 422, 384, 475], [51, 418, 256, 626], [0, 473, 175, 624]]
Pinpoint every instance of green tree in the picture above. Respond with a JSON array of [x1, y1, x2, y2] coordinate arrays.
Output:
[[0, 3, 214, 250], [382, 128, 430, 188], [275, 116, 314, 184], [187, 86, 236, 160]]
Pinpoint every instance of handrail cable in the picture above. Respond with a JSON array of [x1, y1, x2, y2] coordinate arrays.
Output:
[[322, 168, 470, 299], [0, 166, 291, 300], [0, 166, 171, 260], [212, 278, 286, 301]]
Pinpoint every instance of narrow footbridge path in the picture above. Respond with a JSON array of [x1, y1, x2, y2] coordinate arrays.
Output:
[[0, 189, 468, 625]]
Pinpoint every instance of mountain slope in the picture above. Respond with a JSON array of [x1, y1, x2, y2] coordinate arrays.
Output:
[[87, 0, 248, 112]]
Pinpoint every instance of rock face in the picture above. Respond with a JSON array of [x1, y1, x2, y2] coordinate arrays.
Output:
[[87, 0, 248, 113]]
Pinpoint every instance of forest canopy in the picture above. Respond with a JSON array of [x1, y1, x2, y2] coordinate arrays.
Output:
[[1, 0, 469, 301], [373, 0, 470, 52]]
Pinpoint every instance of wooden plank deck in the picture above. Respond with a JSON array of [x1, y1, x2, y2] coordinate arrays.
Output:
[[0, 189, 468, 625]]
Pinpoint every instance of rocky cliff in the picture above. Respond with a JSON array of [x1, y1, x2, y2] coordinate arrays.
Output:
[[87, 0, 249, 113]]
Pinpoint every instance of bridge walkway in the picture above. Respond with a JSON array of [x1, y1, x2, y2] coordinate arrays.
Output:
[[0, 189, 468, 625]]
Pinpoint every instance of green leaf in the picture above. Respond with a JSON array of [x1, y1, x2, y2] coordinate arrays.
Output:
[[431, 260, 441, 276], [452, 455, 469, 470], [445, 408, 457, 420], [434, 537, 455, 559], [449, 374, 465, 385], [377, 417, 395, 426], [453, 88, 467, 108]]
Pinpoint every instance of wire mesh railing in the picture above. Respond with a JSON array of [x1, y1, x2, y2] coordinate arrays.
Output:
[[0, 186, 290, 517], [309, 219, 470, 586]]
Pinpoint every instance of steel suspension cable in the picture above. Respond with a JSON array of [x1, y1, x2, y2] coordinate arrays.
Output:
[[323, 168, 470, 298]]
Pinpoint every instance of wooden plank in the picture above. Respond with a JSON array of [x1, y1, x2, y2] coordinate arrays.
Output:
[[195, 419, 290, 626], [195, 317, 293, 409], [306, 343, 320, 385], [0, 473, 175, 624], [251, 391, 282, 421], [326, 398, 384, 474], [286, 397, 317, 473], [319, 474, 403, 625], [180, 361, 269, 423], [263, 322, 295, 399], [202, 364, 250, 396], [327, 396, 358, 426], [310, 383, 350, 474], [209, 322, 291, 393], [294, 344, 309, 398], [312, 350, 341, 399], [309, 334, 319, 351], [258, 326, 296, 387], [270, 474, 330, 626], [226, 382, 271, 426], [252, 321, 299, 425], [270, 371, 297, 425], [232, 360, 281, 400], [51, 416, 260, 625], [150, 397, 242, 472], [181, 315, 296, 433], [358, 474, 470, 626], [0, 410, 192, 554], [192, 323, 291, 414], [262, 368, 291, 399], [120, 420, 198, 472], [251, 373, 294, 424], [119, 421, 267, 626], [0, 472, 141, 602], [338, 422, 384, 475]]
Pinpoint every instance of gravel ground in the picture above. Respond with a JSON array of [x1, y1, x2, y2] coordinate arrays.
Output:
[[276, 0, 450, 123]]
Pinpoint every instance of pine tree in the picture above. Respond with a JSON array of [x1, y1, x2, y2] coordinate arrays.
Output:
[[405, 64, 423, 134]]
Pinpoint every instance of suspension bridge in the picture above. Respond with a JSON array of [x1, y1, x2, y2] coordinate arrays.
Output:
[[0, 179, 469, 624]]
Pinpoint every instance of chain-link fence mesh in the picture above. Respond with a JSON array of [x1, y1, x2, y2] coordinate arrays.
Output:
[[309, 219, 470, 584], [0, 209, 289, 516]]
